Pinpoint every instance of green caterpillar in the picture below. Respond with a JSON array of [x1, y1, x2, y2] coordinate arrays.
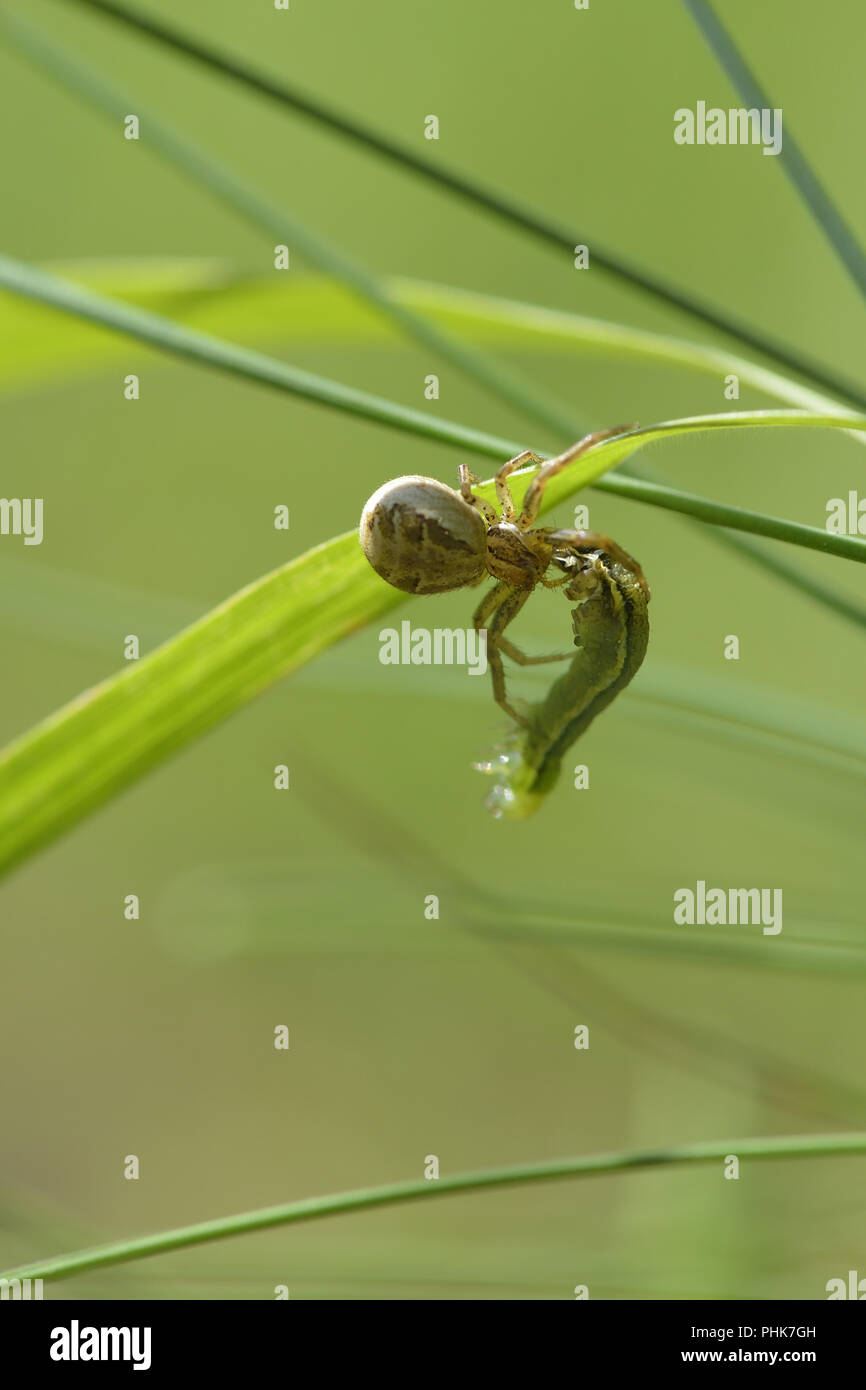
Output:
[[479, 546, 650, 819]]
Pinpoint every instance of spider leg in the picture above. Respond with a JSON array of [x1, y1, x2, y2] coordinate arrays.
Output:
[[472, 581, 533, 726], [497, 636, 573, 665], [517, 425, 636, 527], [493, 449, 545, 521], [471, 579, 512, 631], [458, 465, 498, 525]]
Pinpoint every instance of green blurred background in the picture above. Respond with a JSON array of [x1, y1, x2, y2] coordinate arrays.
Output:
[[1, 0, 864, 1298]]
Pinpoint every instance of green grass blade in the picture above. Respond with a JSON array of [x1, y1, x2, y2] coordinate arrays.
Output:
[[682, 0, 866, 300], [2, 1131, 863, 1283], [59, 0, 866, 413]]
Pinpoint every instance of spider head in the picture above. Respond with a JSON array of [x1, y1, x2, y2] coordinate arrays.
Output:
[[485, 522, 548, 588]]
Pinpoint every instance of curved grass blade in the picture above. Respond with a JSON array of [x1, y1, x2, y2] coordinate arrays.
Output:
[[59, 0, 866, 413], [2, 1131, 864, 1283]]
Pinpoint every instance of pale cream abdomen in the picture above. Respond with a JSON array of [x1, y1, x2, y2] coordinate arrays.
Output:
[[359, 475, 487, 594]]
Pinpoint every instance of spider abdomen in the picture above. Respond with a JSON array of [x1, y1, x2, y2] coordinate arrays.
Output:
[[359, 474, 487, 594]]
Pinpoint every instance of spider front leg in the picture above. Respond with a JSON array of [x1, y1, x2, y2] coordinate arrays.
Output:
[[517, 425, 636, 527], [458, 465, 498, 525], [491, 450, 544, 521], [460, 451, 545, 523]]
